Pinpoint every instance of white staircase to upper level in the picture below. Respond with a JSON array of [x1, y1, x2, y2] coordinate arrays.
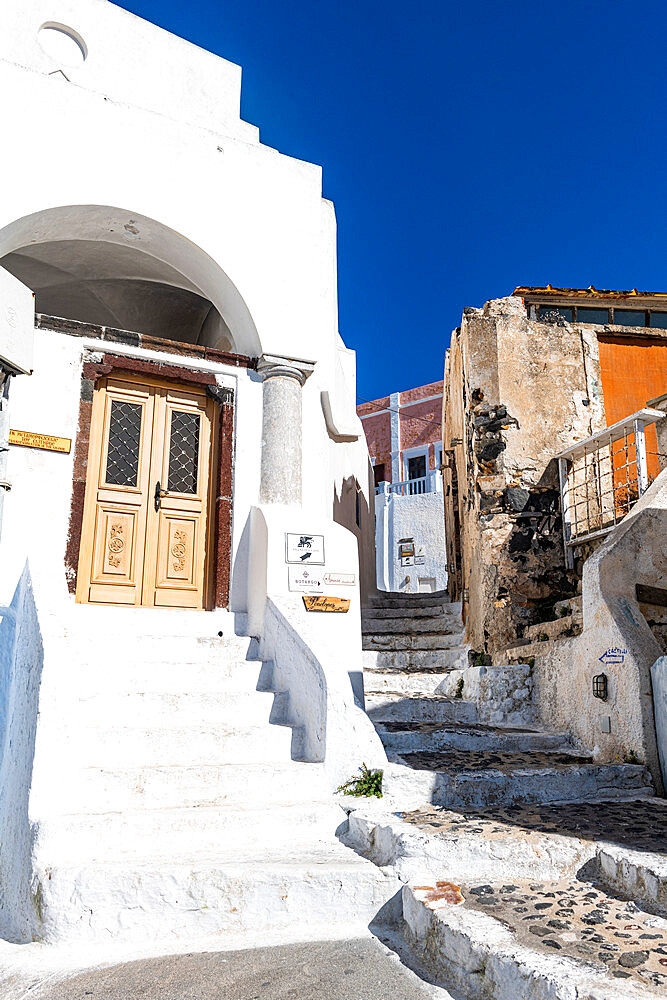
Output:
[[27, 607, 395, 944]]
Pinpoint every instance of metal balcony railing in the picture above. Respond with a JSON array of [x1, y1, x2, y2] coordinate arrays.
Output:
[[555, 408, 666, 567], [375, 472, 440, 497]]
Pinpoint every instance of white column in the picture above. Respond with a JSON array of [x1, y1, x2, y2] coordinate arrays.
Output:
[[390, 391, 401, 482], [257, 355, 314, 505]]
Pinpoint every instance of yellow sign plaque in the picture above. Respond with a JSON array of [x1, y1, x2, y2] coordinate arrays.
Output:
[[9, 429, 71, 454], [302, 595, 350, 613]]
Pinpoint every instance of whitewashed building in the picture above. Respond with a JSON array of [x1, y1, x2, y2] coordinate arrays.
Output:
[[357, 381, 447, 593], [0, 0, 389, 947]]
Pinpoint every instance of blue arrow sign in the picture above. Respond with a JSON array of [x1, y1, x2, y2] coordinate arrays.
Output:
[[599, 648, 627, 665]]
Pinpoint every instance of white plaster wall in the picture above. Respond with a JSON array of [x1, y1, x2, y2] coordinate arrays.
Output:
[[652, 656, 667, 792], [0, 0, 253, 141], [375, 491, 447, 593], [0, 0, 372, 582], [0, 2, 333, 364], [0, 566, 43, 943], [0, 0, 377, 941]]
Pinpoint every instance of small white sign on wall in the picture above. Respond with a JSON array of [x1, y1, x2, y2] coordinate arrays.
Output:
[[285, 533, 325, 565], [323, 572, 356, 586], [288, 566, 324, 593]]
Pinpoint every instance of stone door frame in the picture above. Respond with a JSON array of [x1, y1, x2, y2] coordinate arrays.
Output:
[[66, 351, 236, 609]]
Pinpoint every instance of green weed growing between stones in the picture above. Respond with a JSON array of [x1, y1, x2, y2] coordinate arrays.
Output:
[[337, 763, 383, 798], [455, 677, 464, 699]]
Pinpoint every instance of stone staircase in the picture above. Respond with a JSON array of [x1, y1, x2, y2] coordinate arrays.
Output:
[[28, 607, 394, 945], [361, 590, 654, 810], [505, 594, 583, 664], [352, 591, 666, 998]]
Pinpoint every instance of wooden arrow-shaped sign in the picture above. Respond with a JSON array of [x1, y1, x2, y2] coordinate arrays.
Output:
[[302, 595, 350, 613]]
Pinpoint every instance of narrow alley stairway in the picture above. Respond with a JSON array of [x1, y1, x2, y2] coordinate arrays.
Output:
[[353, 589, 667, 999]]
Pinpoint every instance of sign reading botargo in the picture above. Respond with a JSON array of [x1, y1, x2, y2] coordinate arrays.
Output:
[[285, 533, 325, 565], [9, 429, 71, 454], [288, 566, 324, 593]]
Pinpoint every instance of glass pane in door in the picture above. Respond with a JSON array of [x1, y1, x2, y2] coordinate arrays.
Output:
[[167, 410, 200, 494], [105, 399, 142, 487]]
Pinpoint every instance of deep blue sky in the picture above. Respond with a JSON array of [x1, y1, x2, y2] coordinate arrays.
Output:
[[118, 0, 667, 401]]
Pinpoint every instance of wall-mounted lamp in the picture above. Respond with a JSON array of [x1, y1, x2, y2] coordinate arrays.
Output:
[[592, 672, 608, 701]]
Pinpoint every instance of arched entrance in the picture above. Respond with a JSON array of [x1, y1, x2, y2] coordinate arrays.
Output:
[[0, 205, 262, 356], [0, 206, 259, 609]]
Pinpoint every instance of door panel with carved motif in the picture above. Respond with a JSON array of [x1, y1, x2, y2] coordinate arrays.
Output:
[[143, 387, 213, 608], [76, 376, 215, 608]]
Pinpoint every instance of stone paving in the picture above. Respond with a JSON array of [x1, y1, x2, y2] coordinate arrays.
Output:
[[399, 749, 593, 773], [10, 938, 454, 1000], [380, 720, 535, 734], [401, 799, 667, 853], [461, 878, 667, 991]]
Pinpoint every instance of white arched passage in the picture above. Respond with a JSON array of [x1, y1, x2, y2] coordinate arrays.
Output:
[[0, 205, 262, 357]]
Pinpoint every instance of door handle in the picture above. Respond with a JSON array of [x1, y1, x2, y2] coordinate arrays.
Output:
[[154, 480, 166, 511]]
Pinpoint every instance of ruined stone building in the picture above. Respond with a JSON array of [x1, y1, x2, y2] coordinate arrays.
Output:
[[357, 381, 447, 593], [442, 286, 667, 787]]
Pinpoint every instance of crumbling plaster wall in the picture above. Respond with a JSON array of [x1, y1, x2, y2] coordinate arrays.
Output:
[[533, 471, 667, 792], [444, 296, 606, 655]]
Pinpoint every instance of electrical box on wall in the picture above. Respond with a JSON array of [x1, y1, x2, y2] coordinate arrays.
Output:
[[0, 267, 34, 375]]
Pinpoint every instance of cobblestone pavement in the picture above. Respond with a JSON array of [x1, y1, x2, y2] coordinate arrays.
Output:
[[399, 749, 593, 773], [462, 878, 667, 991], [401, 799, 667, 853]]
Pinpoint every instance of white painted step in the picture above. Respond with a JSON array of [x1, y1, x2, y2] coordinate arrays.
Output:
[[56, 658, 266, 695], [366, 694, 479, 724], [376, 723, 573, 754], [37, 761, 326, 814], [53, 634, 254, 667], [54, 605, 239, 636], [401, 883, 664, 1000], [32, 842, 398, 944], [55, 722, 296, 767], [369, 593, 455, 608], [597, 840, 667, 916], [364, 648, 468, 670], [59, 690, 276, 728], [363, 634, 467, 652], [362, 617, 460, 634], [33, 802, 345, 862], [383, 760, 654, 811], [364, 672, 460, 697], [363, 605, 461, 620]]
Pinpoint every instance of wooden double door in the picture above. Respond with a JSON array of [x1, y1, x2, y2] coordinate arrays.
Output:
[[76, 375, 216, 608]]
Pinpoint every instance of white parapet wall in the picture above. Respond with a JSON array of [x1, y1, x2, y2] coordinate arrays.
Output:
[[375, 486, 447, 593], [247, 503, 387, 788]]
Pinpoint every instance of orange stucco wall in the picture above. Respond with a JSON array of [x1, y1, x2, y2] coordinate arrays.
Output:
[[598, 335, 667, 475]]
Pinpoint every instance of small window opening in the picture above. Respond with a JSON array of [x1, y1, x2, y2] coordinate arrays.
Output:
[[613, 309, 647, 327], [407, 455, 427, 480], [578, 307, 609, 324], [538, 305, 573, 322], [373, 463, 386, 487]]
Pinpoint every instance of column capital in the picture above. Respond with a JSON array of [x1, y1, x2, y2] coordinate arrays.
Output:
[[257, 354, 315, 387]]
